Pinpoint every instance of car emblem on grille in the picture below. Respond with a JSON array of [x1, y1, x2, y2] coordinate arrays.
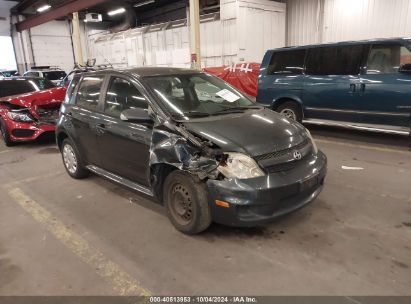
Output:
[[293, 151, 302, 160]]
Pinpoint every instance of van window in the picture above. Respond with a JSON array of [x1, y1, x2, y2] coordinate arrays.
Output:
[[306, 45, 363, 75], [366, 44, 411, 74], [104, 77, 147, 118], [76, 76, 104, 110], [267, 50, 306, 75]]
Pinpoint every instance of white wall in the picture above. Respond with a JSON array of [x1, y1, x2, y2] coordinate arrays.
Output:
[[87, 0, 286, 68], [0, 0, 17, 36], [287, 0, 411, 46]]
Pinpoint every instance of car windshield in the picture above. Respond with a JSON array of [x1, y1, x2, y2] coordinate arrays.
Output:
[[144, 73, 257, 119], [43, 71, 67, 81]]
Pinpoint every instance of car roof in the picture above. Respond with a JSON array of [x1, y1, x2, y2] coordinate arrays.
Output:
[[268, 37, 411, 52], [82, 67, 201, 78]]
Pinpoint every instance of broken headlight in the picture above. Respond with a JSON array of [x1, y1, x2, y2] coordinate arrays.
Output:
[[218, 152, 265, 179], [306, 129, 318, 154], [7, 110, 34, 123]]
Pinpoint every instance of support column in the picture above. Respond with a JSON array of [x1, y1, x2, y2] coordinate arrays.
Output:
[[72, 12, 84, 66], [189, 0, 201, 69]]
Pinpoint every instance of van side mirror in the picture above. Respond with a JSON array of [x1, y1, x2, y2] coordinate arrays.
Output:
[[120, 108, 152, 124], [399, 63, 411, 73]]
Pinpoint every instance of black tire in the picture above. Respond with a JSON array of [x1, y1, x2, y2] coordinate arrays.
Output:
[[0, 119, 15, 147], [61, 138, 89, 179], [276, 101, 303, 123], [163, 171, 212, 234]]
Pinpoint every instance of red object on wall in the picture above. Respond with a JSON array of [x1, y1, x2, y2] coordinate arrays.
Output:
[[203, 63, 261, 97]]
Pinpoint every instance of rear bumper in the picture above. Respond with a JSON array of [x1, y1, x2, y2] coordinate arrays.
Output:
[[207, 151, 327, 227], [6, 119, 56, 142]]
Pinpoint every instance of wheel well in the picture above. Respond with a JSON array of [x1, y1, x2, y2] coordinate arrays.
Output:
[[150, 163, 178, 203], [272, 98, 303, 117], [57, 132, 68, 150]]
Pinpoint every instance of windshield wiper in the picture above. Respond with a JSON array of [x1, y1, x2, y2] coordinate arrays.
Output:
[[213, 106, 262, 115], [171, 111, 211, 119]]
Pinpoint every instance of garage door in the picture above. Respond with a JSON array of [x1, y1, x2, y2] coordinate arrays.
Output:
[[30, 20, 75, 73]]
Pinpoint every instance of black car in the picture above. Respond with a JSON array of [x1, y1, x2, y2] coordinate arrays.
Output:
[[0, 77, 55, 98], [56, 67, 327, 234]]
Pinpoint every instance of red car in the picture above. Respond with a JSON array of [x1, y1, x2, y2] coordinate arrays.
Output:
[[0, 77, 66, 146]]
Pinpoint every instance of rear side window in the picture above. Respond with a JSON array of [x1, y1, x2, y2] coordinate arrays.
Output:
[[267, 50, 306, 75], [76, 76, 104, 110], [306, 45, 364, 75], [366, 44, 411, 74], [43, 71, 67, 81], [104, 77, 147, 118], [25, 72, 40, 77], [64, 75, 81, 104]]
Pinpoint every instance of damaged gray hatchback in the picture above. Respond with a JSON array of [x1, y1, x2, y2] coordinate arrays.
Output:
[[56, 67, 327, 234]]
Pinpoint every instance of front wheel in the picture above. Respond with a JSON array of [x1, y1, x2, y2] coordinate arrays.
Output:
[[276, 101, 303, 123], [163, 171, 212, 234], [0, 119, 15, 147]]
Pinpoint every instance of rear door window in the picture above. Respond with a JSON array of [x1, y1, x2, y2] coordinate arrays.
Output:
[[75, 75, 104, 110], [104, 77, 147, 118], [366, 44, 411, 74], [306, 45, 364, 75], [267, 50, 306, 75]]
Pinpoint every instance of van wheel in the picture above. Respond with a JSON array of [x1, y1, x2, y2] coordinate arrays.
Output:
[[0, 119, 15, 147], [276, 101, 302, 123], [164, 171, 212, 234], [61, 138, 89, 179]]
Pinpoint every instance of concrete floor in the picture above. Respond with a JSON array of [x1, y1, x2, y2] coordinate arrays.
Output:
[[0, 127, 410, 296]]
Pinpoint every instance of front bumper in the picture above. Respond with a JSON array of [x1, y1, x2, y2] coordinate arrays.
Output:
[[6, 119, 56, 142], [207, 151, 327, 227]]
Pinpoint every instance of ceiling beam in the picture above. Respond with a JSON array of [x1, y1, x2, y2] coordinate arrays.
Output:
[[15, 0, 111, 32]]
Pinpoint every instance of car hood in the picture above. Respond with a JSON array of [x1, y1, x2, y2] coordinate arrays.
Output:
[[183, 108, 308, 157], [0, 87, 66, 108]]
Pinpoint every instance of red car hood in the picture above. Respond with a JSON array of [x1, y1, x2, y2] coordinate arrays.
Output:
[[0, 86, 66, 108]]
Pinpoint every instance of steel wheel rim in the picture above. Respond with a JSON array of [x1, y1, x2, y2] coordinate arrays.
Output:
[[63, 144, 78, 174], [170, 183, 193, 225], [280, 108, 297, 120]]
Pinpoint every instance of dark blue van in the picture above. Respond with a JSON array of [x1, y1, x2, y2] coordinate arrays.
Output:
[[257, 38, 411, 135]]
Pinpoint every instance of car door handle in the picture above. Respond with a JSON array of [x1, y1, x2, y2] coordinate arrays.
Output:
[[95, 123, 106, 135], [350, 84, 357, 92]]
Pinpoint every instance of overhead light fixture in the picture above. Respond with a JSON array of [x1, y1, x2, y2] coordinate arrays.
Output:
[[134, 0, 155, 8], [37, 4, 51, 13], [107, 7, 126, 16]]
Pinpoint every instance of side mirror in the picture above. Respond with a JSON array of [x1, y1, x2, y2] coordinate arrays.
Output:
[[120, 108, 152, 124], [399, 63, 411, 73]]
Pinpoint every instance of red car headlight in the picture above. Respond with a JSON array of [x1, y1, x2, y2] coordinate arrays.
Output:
[[7, 110, 34, 123]]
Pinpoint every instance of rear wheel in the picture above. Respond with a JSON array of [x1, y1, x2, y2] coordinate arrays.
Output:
[[61, 138, 89, 179], [164, 171, 212, 234], [276, 101, 303, 123], [0, 119, 15, 147]]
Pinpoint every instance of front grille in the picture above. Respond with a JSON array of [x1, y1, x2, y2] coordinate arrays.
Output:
[[36, 106, 60, 124], [254, 138, 309, 162], [264, 154, 310, 173]]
